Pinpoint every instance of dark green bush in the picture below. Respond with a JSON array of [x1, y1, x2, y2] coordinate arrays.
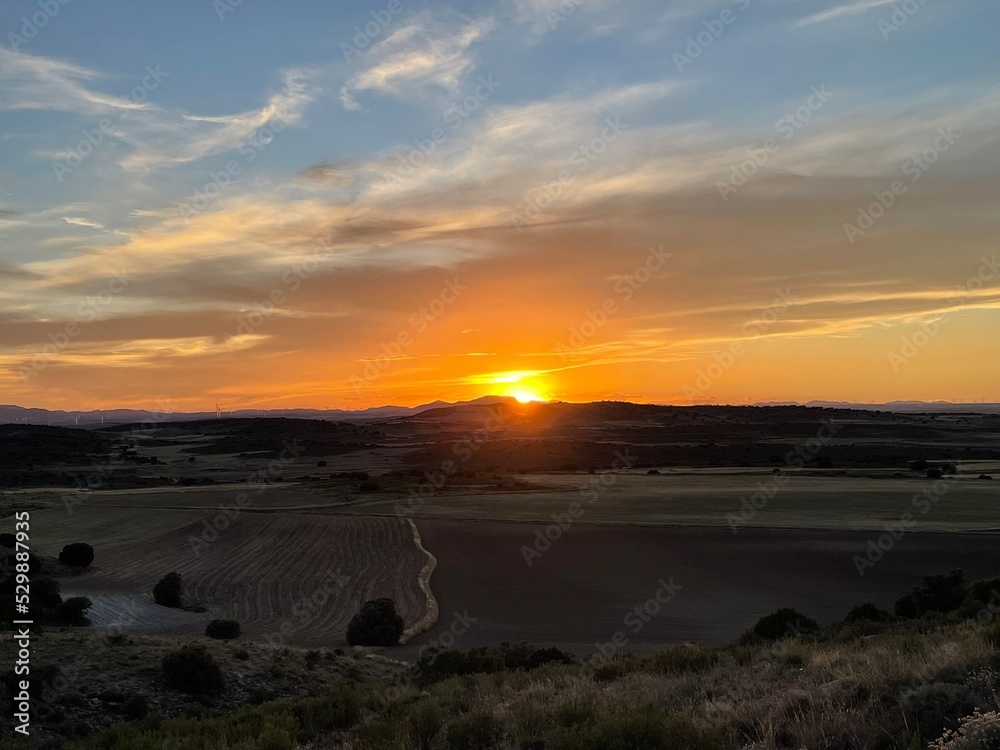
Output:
[[205, 619, 241, 640], [742, 608, 820, 643], [644, 646, 720, 675], [969, 576, 1000, 605], [843, 602, 891, 623], [58, 543, 95, 567], [161, 644, 225, 695], [51, 596, 92, 626], [153, 572, 183, 608], [346, 598, 404, 646], [895, 570, 966, 618]]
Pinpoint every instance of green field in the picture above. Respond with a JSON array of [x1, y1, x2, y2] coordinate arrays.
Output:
[[335, 472, 1000, 531]]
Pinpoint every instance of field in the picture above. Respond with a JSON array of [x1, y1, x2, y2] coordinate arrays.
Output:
[[25, 487, 435, 647], [331, 471, 1000, 531], [404, 520, 1000, 654]]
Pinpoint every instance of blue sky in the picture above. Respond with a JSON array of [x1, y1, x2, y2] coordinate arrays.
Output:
[[2, 0, 999, 409]]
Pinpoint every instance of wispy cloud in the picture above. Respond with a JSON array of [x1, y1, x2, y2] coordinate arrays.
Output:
[[340, 15, 495, 110], [794, 0, 897, 27]]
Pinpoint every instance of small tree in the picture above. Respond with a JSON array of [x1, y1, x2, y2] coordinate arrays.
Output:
[[347, 598, 404, 647], [742, 608, 819, 643], [59, 543, 95, 567], [153, 572, 183, 608], [161, 644, 224, 695], [52, 596, 92, 626], [205, 619, 241, 640]]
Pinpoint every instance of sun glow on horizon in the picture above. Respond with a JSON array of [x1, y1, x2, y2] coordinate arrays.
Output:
[[510, 388, 546, 404]]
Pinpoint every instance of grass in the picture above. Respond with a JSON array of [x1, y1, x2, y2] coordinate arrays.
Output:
[[21, 614, 996, 750]]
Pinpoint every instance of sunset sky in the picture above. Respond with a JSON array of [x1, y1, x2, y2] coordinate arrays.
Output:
[[1, 0, 998, 411]]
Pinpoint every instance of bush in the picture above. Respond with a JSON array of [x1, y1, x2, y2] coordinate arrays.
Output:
[[58, 542, 95, 567], [644, 646, 720, 674], [902, 682, 977, 740], [359, 481, 379, 492], [153, 572, 183, 608], [415, 643, 574, 685], [161, 644, 225, 695], [843, 602, 891, 623], [205, 619, 241, 640], [969, 576, 1000, 605], [34, 577, 62, 608], [545, 710, 733, 750], [123, 693, 148, 720], [931, 710, 1000, 750], [51, 596, 92, 626], [742, 608, 820, 643], [445, 712, 502, 750], [895, 570, 966, 618], [346, 598, 404, 646]]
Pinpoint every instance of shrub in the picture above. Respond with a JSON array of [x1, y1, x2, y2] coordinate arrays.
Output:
[[545, 711, 732, 750], [982, 620, 1000, 649], [346, 598, 404, 646], [895, 570, 967, 618], [123, 693, 148, 720], [153, 572, 183, 608], [58, 542, 95, 567], [34, 576, 62, 608], [843, 602, 891, 623], [644, 646, 720, 674], [205, 619, 241, 640], [742, 608, 820, 642], [969, 576, 1000, 605], [359, 481, 379, 492], [445, 712, 501, 750], [931, 710, 1000, 750], [51, 596, 92, 626], [161, 644, 225, 695], [902, 682, 977, 740], [415, 643, 574, 685]]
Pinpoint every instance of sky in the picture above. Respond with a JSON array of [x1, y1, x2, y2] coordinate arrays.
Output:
[[1, 0, 999, 411]]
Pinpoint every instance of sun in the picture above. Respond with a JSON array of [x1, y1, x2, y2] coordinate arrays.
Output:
[[509, 388, 546, 404]]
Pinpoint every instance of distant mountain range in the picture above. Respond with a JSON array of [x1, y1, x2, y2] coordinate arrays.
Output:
[[0, 396, 511, 427], [2, 397, 999, 427]]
